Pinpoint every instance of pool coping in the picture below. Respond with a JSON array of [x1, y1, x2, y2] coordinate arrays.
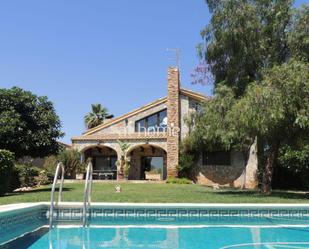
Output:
[[1, 202, 309, 214]]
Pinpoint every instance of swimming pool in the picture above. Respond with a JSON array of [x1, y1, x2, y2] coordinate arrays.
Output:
[[1, 203, 309, 248]]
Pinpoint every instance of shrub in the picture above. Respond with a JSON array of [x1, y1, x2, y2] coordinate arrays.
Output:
[[43, 155, 58, 177], [36, 170, 51, 186], [166, 177, 192, 184], [124, 161, 130, 178], [177, 153, 194, 178], [15, 164, 40, 187], [278, 145, 309, 172], [273, 145, 309, 189], [0, 149, 14, 196], [10, 166, 21, 191], [43, 150, 85, 179], [58, 149, 83, 179]]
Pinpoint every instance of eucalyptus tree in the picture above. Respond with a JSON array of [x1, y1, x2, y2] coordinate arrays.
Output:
[[288, 4, 309, 62], [200, 0, 293, 96], [190, 0, 309, 193], [188, 60, 309, 193]]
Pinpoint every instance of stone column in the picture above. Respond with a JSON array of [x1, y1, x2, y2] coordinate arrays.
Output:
[[167, 67, 180, 177]]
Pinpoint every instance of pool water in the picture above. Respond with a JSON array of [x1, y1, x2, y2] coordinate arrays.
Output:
[[5, 225, 309, 249], [2, 205, 309, 249]]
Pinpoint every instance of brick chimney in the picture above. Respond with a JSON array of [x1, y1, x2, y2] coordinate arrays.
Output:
[[167, 67, 180, 177]]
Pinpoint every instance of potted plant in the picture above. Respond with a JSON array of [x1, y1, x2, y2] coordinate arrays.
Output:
[[76, 161, 86, 180], [115, 158, 123, 180], [117, 140, 130, 181], [124, 160, 130, 180]]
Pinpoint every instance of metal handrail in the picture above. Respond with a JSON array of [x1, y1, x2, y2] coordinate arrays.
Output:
[[82, 161, 93, 227], [49, 162, 65, 228]]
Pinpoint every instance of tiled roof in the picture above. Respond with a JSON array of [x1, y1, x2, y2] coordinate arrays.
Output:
[[180, 88, 209, 101]]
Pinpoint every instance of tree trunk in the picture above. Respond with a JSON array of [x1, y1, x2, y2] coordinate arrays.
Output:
[[241, 138, 256, 189], [261, 142, 279, 194], [241, 147, 250, 189]]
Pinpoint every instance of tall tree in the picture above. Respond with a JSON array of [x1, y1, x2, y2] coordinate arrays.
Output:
[[188, 60, 309, 193], [234, 60, 308, 193], [288, 4, 309, 62], [84, 104, 111, 129], [0, 87, 63, 158], [200, 0, 292, 96]]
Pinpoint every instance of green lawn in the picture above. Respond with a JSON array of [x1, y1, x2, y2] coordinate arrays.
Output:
[[1, 182, 309, 205]]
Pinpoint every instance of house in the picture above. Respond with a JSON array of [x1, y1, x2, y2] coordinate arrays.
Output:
[[71, 67, 258, 188]]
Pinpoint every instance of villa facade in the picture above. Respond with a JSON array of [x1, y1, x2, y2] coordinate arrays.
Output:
[[72, 67, 258, 188]]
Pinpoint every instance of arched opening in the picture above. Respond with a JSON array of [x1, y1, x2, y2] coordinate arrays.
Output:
[[126, 144, 167, 180], [82, 145, 118, 180]]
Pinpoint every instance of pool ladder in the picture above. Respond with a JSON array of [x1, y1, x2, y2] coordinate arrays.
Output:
[[82, 161, 93, 227], [49, 162, 65, 228], [49, 161, 93, 228]]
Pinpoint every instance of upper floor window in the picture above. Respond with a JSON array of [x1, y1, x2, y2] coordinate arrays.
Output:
[[135, 109, 167, 132], [202, 151, 231, 166], [189, 100, 202, 112]]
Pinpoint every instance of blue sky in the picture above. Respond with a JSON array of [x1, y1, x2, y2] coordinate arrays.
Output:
[[0, 0, 307, 144]]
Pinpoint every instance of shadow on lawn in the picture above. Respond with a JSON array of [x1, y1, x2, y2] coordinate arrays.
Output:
[[216, 189, 309, 200], [5, 187, 73, 197]]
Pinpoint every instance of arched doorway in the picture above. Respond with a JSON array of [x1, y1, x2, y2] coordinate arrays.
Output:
[[126, 144, 167, 180], [82, 145, 118, 180]]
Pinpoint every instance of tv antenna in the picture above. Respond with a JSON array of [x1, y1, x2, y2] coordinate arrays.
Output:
[[167, 48, 181, 70]]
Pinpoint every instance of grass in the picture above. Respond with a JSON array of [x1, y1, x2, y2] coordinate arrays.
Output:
[[1, 182, 309, 205]]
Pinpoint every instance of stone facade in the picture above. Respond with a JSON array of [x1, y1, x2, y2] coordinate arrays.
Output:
[[73, 138, 167, 162], [166, 67, 180, 177]]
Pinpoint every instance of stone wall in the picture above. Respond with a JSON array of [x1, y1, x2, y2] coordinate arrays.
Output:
[[166, 67, 180, 177], [180, 94, 189, 140], [180, 95, 202, 140], [195, 142, 258, 189]]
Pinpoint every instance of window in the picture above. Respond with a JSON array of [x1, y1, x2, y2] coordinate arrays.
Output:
[[141, 156, 164, 179], [202, 151, 231, 166], [135, 119, 146, 132], [159, 110, 167, 126], [147, 113, 157, 131], [94, 156, 117, 171], [189, 100, 202, 112], [135, 109, 167, 132]]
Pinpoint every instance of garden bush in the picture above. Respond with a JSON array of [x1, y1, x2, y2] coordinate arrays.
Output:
[[177, 153, 194, 178], [58, 149, 84, 179], [273, 145, 309, 189], [166, 177, 192, 184], [9, 166, 21, 191], [0, 149, 14, 196], [43, 149, 85, 179], [36, 170, 52, 186], [15, 164, 40, 187], [43, 155, 58, 177]]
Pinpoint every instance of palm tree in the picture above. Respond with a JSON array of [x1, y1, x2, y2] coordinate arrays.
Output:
[[84, 104, 112, 129]]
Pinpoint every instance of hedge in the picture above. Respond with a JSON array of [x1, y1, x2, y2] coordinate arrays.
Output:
[[0, 149, 14, 196]]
